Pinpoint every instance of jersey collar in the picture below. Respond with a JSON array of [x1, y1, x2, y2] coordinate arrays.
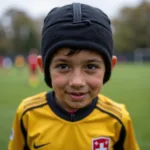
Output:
[[46, 91, 98, 122]]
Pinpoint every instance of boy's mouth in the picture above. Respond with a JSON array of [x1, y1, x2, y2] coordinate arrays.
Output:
[[70, 92, 87, 101]]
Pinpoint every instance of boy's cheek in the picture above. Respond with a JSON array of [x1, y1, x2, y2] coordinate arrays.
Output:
[[89, 79, 103, 89], [51, 75, 67, 87], [87, 76, 104, 90], [88, 74, 104, 84]]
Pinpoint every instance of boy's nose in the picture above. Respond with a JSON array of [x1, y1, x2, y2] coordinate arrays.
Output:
[[69, 69, 85, 88]]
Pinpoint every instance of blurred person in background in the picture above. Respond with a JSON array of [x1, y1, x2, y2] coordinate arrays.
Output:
[[1, 56, 13, 76], [2, 56, 13, 69], [27, 48, 39, 87], [0, 56, 4, 68], [2, 56, 13, 74], [14, 54, 25, 69]]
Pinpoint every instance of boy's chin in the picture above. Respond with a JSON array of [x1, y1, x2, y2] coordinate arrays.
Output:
[[67, 101, 90, 110]]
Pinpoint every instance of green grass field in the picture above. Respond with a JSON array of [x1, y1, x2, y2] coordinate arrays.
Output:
[[0, 63, 150, 150]]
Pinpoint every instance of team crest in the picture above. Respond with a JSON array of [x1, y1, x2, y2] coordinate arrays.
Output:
[[92, 137, 110, 150]]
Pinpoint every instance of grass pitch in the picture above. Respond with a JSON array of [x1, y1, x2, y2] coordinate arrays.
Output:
[[0, 63, 149, 149]]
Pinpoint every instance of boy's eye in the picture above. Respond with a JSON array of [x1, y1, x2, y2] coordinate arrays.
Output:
[[58, 64, 70, 70], [86, 64, 97, 70]]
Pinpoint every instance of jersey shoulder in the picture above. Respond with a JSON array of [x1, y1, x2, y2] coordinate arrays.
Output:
[[16, 92, 48, 116], [96, 94, 130, 123]]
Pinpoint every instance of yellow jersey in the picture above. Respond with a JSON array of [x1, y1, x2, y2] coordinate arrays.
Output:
[[8, 91, 139, 150]]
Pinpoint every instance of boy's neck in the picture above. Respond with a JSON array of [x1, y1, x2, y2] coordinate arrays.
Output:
[[67, 110, 78, 114], [56, 100, 79, 113]]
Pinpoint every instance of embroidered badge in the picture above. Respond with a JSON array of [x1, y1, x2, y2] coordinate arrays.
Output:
[[92, 137, 110, 150]]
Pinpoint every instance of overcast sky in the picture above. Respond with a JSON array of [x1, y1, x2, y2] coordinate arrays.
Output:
[[0, 0, 146, 19]]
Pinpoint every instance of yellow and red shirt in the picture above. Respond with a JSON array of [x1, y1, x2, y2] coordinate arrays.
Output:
[[8, 91, 139, 150]]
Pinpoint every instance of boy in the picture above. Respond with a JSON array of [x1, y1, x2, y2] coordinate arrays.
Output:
[[8, 3, 139, 150]]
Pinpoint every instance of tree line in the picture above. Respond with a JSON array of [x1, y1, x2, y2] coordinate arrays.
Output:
[[0, 1, 150, 55]]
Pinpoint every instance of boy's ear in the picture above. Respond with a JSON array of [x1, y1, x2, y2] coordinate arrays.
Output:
[[37, 55, 44, 73], [111, 55, 117, 69]]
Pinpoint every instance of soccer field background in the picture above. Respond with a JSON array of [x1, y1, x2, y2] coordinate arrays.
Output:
[[0, 63, 149, 150]]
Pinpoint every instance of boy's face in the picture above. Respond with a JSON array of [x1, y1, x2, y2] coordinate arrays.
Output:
[[49, 48, 105, 112]]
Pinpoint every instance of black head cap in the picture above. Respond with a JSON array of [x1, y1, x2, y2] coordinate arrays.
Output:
[[41, 3, 113, 87]]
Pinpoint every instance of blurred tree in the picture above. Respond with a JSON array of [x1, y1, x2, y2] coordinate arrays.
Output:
[[113, 1, 150, 52], [0, 8, 40, 55], [0, 23, 10, 54]]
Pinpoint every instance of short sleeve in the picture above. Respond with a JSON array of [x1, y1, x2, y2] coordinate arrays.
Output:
[[8, 103, 25, 150], [122, 105, 140, 150]]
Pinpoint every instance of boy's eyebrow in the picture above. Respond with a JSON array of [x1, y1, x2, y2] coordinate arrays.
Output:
[[52, 58, 69, 63], [86, 59, 103, 63], [53, 58, 103, 63]]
